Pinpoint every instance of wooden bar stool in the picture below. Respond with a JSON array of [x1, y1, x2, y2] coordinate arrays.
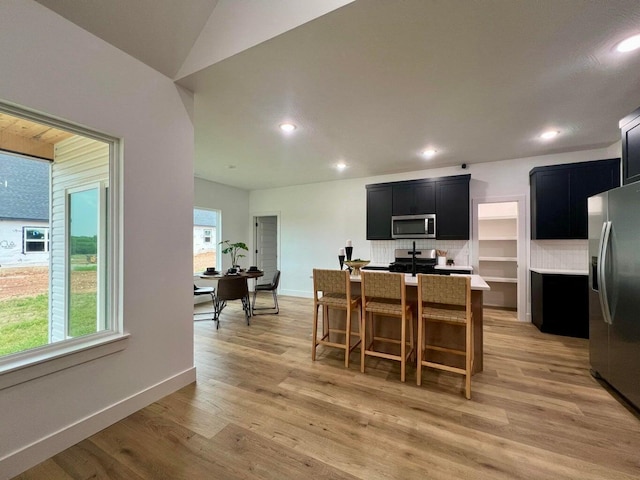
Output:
[[417, 274, 473, 399], [312, 269, 362, 368], [360, 271, 414, 382]]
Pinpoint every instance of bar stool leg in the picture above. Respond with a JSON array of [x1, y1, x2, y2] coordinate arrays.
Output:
[[345, 304, 351, 368], [312, 303, 319, 361], [361, 309, 368, 373], [400, 311, 406, 383], [416, 316, 423, 386]]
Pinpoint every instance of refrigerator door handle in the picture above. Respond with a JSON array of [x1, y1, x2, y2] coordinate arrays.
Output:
[[598, 221, 613, 325]]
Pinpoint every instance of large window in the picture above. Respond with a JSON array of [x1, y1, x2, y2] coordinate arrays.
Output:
[[193, 208, 219, 273], [0, 102, 121, 373]]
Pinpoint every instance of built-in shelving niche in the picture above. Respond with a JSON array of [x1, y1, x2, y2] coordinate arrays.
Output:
[[478, 202, 518, 309]]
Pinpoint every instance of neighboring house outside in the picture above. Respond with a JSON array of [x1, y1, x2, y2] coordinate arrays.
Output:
[[0, 152, 50, 268], [193, 208, 217, 263]]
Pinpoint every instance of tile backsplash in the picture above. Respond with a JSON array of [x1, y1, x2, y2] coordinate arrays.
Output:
[[370, 240, 470, 266], [530, 240, 588, 271]]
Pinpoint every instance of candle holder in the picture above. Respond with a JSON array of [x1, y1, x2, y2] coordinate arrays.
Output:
[[345, 246, 353, 261], [338, 254, 345, 270]]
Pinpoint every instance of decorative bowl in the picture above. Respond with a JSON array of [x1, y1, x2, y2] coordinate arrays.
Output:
[[344, 260, 370, 275]]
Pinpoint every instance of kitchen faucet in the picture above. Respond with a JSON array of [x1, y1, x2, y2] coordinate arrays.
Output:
[[409, 241, 421, 277]]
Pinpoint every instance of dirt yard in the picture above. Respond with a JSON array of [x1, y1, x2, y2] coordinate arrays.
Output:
[[193, 252, 216, 273], [0, 252, 217, 301], [0, 266, 97, 301]]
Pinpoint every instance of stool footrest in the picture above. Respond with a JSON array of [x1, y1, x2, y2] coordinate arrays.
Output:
[[424, 345, 466, 356], [422, 360, 466, 376]]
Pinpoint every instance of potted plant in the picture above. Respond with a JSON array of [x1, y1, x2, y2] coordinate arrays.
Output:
[[219, 240, 248, 273]]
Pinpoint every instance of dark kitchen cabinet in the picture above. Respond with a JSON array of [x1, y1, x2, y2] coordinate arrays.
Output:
[[366, 174, 470, 240], [435, 175, 470, 240], [366, 184, 393, 240], [392, 181, 435, 215], [531, 271, 588, 338], [620, 106, 640, 185], [530, 159, 620, 239]]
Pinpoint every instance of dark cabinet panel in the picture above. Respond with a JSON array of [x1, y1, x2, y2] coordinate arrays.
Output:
[[392, 181, 435, 215], [570, 163, 620, 238], [530, 159, 620, 240], [435, 176, 470, 240], [621, 107, 640, 185], [531, 170, 571, 239], [531, 271, 589, 338], [366, 185, 392, 240]]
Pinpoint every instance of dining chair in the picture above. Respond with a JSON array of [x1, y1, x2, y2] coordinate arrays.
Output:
[[312, 269, 362, 368], [360, 271, 414, 382], [417, 274, 473, 399], [193, 284, 216, 322], [252, 270, 281, 315], [214, 276, 251, 328]]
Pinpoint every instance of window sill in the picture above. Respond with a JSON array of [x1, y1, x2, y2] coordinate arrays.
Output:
[[0, 333, 130, 391]]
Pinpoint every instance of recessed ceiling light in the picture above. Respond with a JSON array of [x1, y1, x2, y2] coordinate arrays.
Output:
[[616, 34, 640, 53], [336, 162, 347, 171], [421, 149, 437, 158], [540, 130, 560, 140], [279, 123, 297, 132]]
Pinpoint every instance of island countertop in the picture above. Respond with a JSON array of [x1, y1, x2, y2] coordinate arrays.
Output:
[[351, 273, 490, 291]]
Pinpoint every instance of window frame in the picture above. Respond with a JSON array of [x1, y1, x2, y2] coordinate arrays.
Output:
[[22, 226, 50, 253], [0, 100, 125, 391]]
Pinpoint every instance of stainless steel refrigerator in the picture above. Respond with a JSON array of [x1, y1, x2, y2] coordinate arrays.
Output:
[[588, 183, 640, 410]]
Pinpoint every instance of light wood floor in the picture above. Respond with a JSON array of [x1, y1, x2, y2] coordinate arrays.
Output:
[[15, 297, 640, 479]]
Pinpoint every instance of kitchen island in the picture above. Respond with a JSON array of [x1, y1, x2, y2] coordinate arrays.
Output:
[[350, 273, 490, 374]]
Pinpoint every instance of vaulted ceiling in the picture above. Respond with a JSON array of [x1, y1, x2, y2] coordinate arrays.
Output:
[[34, 0, 640, 190]]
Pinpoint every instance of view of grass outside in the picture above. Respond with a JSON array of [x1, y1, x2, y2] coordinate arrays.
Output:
[[0, 294, 48, 356], [0, 262, 98, 357]]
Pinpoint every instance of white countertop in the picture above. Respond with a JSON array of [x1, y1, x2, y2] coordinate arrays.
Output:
[[351, 273, 490, 291], [434, 265, 473, 272], [530, 268, 589, 276]]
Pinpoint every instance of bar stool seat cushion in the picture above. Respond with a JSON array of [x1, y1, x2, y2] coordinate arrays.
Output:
[[421, 305, 467, 323], [365, 300, 409, 316]]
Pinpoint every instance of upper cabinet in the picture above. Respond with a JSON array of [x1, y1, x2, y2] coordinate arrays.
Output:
[[530, 159, 620, 240], [392, 181, 435, 215], [435, 175, 470, 240], [366, 174, 470, 240], [366, 184, 393, 240], [620, 107, 640, 185]]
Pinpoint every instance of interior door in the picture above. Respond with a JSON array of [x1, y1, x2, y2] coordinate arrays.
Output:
[[255, 216, 278, 283]]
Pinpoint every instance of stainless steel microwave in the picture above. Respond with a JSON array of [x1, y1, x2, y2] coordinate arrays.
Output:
[[391, 214, 436, 239]]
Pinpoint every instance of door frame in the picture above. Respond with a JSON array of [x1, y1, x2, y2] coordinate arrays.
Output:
[[252, 211, 281, 274], [471, 195, 528, 322]]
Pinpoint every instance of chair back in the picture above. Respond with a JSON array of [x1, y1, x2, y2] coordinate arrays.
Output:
[[421, 274, 469, 306], [269, 270, 281, 289], [361, 271, 404, 300], [313, 269, 349, 296], [216, 276, 249, 301]]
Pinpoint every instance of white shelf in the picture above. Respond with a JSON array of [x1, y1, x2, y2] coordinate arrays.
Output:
[[483, 276, 518, 283], [479, 236, 517, 241], [479, 256, 517, 262]]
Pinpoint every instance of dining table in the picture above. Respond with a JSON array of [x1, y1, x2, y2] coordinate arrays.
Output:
[[197, 270, 264, 323]]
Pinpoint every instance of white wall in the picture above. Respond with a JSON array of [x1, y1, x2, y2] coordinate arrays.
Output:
[[250, 146, 616, 298], [0, 2, 195, 477], [194, 177, 250, 271]]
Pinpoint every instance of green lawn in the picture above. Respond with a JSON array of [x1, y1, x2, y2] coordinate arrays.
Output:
[[0, 294, 48, 356], [0, 293, 98, 356]]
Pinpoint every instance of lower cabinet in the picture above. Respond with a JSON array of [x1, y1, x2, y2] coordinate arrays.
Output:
[[530, 271, 588, 338]]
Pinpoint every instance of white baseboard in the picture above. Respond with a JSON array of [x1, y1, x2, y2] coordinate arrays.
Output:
[[279, 289, 313, 298], [1, 367, 196, 480]]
